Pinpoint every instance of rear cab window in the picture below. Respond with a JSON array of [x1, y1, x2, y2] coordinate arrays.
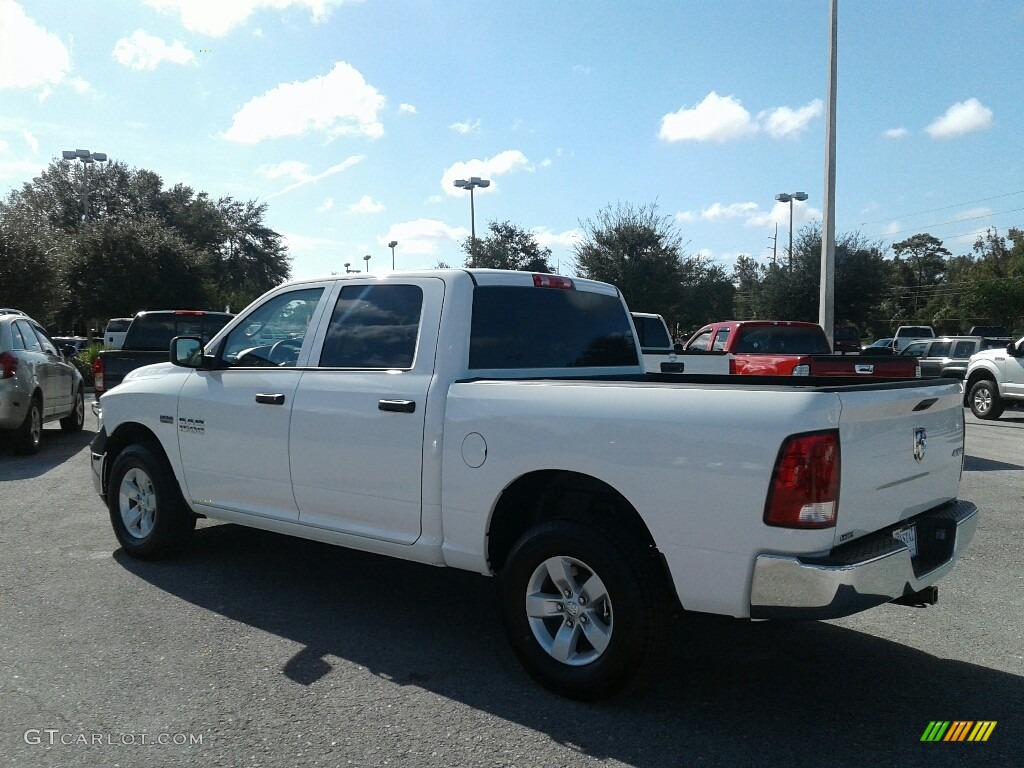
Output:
[[469, 281, 638, 370]]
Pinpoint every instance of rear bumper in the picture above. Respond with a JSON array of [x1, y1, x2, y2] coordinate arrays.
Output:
[[750, 499, 978, 619]]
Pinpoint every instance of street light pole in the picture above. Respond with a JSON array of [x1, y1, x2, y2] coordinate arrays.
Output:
[[363, 254, 371, 274], [453, 176, 490, 258], [62, 149, 107, 223], [775, 191, 808, 272], [387, 240, 398, 270]]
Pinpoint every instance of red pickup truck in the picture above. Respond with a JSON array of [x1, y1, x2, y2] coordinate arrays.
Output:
[[684, 320, 920, 377]]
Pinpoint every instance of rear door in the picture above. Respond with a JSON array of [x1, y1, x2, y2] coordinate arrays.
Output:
[[289, 278, 443, 544]]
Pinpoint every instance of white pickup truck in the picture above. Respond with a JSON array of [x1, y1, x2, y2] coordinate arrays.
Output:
[[630, 311, 732, 374], [90, 270, 978, 699]]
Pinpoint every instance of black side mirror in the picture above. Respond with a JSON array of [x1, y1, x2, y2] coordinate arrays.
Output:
[[1009, 341, 1021, 357], [673, 342, 684, 354]]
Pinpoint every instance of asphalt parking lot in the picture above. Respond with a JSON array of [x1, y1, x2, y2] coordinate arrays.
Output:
[[1, 407, 1022, 768]]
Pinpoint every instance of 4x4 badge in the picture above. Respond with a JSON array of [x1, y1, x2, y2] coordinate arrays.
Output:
[[913, 427, 927, 462]]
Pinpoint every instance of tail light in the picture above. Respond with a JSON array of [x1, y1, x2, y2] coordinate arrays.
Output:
[[764, 430, 840, 528], [0, 351, 17, 379], [791, 364, 810, 376], [532, 274, 574, 289], [92, 356, 104, 393], [915, 364, 921, 378]]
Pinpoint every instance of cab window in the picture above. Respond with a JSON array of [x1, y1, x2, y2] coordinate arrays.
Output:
[[711, 329, 730, 352], [318, 284, 423, 369], [220, 288, 324, 368]]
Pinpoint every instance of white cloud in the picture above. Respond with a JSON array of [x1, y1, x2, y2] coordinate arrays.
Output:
[[113, 30, 196, 70], [224, 62, 385, 144], [659, 92, 757, 143], [399, 103, 417, 114], [316, 197, 333, 213], [0, 1, 71, 91], [21, 129, 38, 153], [700, 202, 760, 221], [660, 91, 823, 143], [279, 230, 337, 253], [882, 221, 902, 236], [531, 227, 580, 250], [450, 118, 481, 135], [760, 100, 823, 139], [381, 219, 467, 256], [953, 206, 993, 221], [257, 155, 363, 197], [926, 98, 993, 139], [883, 127, 909, 139], [69, 77, 91, 94], [441, 150, 533, 196], [145, 0, 349, 37], [572, 64, 591, 76], [348, 195, 384, 214]]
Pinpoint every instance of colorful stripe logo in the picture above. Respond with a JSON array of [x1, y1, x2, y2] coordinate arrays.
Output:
[[921, 721, 997, 742]]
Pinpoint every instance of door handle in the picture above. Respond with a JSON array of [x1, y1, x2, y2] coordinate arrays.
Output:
[[255, 393, 285, 405], [378, 399, 416, 413]]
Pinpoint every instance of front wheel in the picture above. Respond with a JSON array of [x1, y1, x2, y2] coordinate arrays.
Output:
[[969, 379, 1003, 420], [60, 388, 85, 432], [499, 519, 668, 700], [107, 444, 195, 559]]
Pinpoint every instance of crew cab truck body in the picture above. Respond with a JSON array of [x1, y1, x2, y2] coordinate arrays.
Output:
[[630, 312, 731, 374], [685, 320, 920, 378], [963, 335, 1024, 419], [92, 310, 233, 404], [90, 270, 978, 699]]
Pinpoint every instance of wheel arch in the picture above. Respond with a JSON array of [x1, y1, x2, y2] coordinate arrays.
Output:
[[486, 470, 678, 607], [103, 422, 170, 495], [964, 367, 998, 405]]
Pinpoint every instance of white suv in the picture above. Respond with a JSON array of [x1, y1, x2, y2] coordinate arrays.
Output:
[[0, 310, 86, 454]]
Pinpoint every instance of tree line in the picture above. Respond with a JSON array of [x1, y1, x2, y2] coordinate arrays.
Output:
[[463, 202, 1024, 340], [0, 159, 290, 335], [3, 160, 1021, 343]]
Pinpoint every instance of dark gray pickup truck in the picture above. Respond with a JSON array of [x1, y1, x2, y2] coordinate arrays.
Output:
[[92, 310, 232, 403]]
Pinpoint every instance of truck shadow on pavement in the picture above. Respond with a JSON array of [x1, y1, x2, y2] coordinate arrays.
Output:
[[114, 522, 1023, 768]]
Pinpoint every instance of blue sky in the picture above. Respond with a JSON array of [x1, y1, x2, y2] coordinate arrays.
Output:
[[1, 0, 1022, 280]]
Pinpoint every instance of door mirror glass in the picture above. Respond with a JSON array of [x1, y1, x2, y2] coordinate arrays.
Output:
[[171, 336, 203, 368]]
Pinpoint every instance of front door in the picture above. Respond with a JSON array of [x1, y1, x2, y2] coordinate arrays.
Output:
[[177, 285, 327, 521]]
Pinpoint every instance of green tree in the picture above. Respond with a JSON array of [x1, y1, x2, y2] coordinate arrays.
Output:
[[961, 228, 1024, 331], [461, 220, 552, 272], [574, 202, 700, 327], [890, 233, 951, 320]]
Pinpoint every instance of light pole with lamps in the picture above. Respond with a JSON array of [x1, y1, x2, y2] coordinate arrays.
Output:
[[453, 176, 490, 257], [775, 191, 808, 272], [363, 254, 371, 274], [387, 240, 398, 270], [62, 149, 107, 223]]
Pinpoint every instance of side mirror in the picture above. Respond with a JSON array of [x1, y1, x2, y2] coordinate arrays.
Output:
[[673, 342, 684, 354], [1009, 341, 1021, 357], [170, 336, 203, 368]]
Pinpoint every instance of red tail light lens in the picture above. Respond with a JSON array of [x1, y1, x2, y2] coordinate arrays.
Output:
[[764, 430, 840, 528], [92, 356, 104, 393], [0, 351, 17, 379]]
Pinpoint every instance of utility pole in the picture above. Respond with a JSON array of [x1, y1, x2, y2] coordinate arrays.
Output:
[[819, 0, 838, 347]]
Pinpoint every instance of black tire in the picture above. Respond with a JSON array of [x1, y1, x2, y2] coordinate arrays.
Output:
[[499, 518, 668, 700], [107, 443, 195, 559], [60, 387, 85, 432], [13, 396, 42, 455], [969, 379, 1003, 420]]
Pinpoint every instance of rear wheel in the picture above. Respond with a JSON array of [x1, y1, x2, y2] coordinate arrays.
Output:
[[969, 379, 1003, 420], [107, 444, 195, 559], [13, 397, 42, 455], [60, 388, 85, 432], [499, 518, 668, 700]]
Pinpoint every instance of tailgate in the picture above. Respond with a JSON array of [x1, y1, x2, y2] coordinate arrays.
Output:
[[811, 355, 918, 377], [833, 380, 964, 545]]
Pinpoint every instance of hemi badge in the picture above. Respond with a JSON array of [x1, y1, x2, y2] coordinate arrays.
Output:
[[160, 415, 174, 424]]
